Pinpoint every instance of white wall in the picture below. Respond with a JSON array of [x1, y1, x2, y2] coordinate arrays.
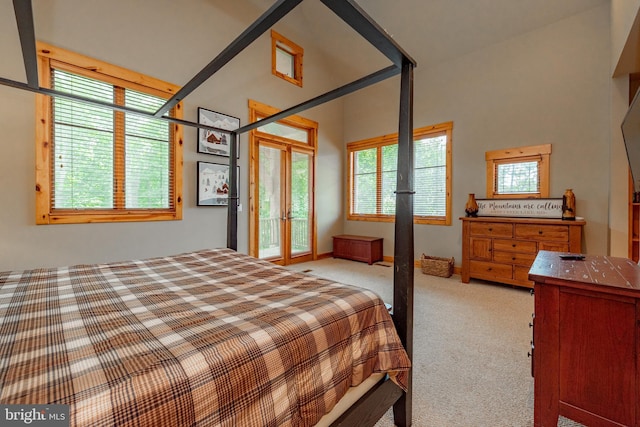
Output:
[[0, 0, 345, 270], [343, 4, 612, 260], [612, 0, 640, 74], [610, 0, 640, 257]]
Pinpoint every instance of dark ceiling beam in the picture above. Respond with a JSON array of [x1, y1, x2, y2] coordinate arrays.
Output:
[[0, 75, 233, 135], [154, 0, 303, 118], [320, 0, 416, 68], [236, 64, 401, 134], [13, 0, 39, 88]]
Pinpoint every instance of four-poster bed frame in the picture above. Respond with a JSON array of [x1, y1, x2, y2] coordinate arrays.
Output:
[[3, 0, 416, 425]]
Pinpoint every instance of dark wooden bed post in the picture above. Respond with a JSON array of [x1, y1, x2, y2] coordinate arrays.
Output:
[[227, 131, 239, 251], [393, 58, 415, 427]]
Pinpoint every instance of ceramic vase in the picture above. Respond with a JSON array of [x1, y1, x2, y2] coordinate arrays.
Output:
[[562, 189, 576, 220], [465, 193, 479, 217]]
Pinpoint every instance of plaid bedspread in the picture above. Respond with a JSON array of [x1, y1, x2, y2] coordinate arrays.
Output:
[[0, 249, 410, 427]]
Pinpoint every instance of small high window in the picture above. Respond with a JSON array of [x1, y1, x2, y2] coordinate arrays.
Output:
[[485, 144, 551, 198], [271, 30, 303, 87]]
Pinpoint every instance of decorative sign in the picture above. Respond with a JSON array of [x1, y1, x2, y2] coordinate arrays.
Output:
[[476, 198, 563, 218]]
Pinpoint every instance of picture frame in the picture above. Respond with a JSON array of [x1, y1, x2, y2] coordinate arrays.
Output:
[[197, 107, 240, 157], [197, 161, 239, 206]]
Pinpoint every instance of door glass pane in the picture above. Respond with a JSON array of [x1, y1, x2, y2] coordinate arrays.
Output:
[[257, 120, 309, 143], [259, 146, 282, 259], [291, 151, 311, 255]]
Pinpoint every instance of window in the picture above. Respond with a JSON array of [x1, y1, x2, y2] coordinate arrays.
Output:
[[35, 42, 183, 224], [347, 122, 452, 225], [271, 30, 303, 87], [485, 144, 551, 198]]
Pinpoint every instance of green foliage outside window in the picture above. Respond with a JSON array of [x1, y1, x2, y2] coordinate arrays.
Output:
[[351, 132, 449, 219], [52, 70, 171, 210]]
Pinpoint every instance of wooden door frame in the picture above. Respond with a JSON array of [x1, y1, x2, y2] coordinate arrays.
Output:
[[248, 100, 317, 264]]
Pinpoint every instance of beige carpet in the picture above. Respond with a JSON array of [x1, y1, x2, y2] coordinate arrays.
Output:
[[286, 258, 584, 427]]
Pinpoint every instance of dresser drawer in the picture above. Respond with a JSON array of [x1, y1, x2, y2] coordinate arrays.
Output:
[[539, 241, 569, 252], [469, 260, 513, 280], [515, 224, 568, 242], [493, 251, 537, 267], [493, 239, 538, 254], [514, 265, 534, 284], [469, 222, 513, 238]]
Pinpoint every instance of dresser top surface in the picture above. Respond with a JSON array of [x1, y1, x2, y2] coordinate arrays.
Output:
[[459, 216, 586, 226], [529, 250, 640, 292]]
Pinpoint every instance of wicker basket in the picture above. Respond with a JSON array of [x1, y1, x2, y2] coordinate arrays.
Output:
[[420, 254, 454, 278]]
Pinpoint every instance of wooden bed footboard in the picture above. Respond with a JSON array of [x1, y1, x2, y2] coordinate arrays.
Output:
[[330, 377, 406, 427]]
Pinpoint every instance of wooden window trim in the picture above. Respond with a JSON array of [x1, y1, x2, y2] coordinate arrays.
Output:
[[271, 30, 303, 87], [485, 143, 551, 199], [347, 122, 453, 225], [35, 41, 183, 224]]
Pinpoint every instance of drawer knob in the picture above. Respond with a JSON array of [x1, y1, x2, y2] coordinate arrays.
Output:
[[512, 257, 516, 261], [538, 230, 543, 234], [512, 243, 516, 247]]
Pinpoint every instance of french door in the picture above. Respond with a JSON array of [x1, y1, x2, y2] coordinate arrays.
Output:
[[254, 140, 314, 265], [248, 100, 317, 265]]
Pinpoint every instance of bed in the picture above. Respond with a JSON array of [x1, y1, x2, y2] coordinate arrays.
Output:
[[0, 248, 410, 426], [2, 0, 416, 425]]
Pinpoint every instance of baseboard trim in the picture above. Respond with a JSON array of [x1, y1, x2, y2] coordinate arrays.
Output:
[[318, 252, 460, 275]]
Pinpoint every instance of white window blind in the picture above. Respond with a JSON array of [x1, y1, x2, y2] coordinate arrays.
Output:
[[414, 135, 447, 216], [52, 71, 114, 209], [51, 69, 173, 211], [352, 148, 377, 214], [124, 90, 171, 209], [350, 133, 448, 218], [381, 145, 398, 215]]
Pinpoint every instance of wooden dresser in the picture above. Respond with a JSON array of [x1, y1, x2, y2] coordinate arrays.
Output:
[[529, 251, 640, 427], [460, 217, 585, 288]]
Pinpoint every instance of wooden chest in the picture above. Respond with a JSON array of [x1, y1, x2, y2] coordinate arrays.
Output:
[[460, 216, 585, 288], [332, 235, 383, 265]]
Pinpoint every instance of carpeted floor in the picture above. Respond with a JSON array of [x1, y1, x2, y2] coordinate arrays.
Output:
[[286, 258, 584, 427]]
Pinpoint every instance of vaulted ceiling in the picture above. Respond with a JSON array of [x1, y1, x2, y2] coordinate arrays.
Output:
[[267, 0, 609, 80], [0, 0, 610, 106]]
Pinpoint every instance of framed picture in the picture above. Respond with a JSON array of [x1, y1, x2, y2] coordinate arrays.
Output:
[[475, 198, 563, 218], [197, 108, 240, 157], [197, 161, 239, 206]]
